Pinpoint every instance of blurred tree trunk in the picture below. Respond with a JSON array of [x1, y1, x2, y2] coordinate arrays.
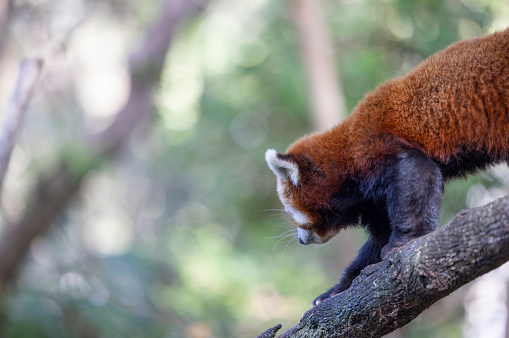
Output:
[[289, 0, 346, 131], [258, 195, 509, 337]]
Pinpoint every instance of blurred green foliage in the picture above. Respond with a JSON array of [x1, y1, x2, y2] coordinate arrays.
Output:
[[1, 0, 509, 337]]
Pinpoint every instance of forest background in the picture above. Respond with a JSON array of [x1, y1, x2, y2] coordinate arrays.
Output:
[[0, 0, 509, 337]]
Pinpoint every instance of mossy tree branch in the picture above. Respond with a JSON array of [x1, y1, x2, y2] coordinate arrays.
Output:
[[259, 195, 509, 338]]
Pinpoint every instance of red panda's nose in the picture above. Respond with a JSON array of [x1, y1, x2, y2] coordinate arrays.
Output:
[[297, 227, 314, 245]]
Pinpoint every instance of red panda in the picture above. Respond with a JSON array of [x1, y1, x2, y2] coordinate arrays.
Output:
[[265, 28, 509, 308]]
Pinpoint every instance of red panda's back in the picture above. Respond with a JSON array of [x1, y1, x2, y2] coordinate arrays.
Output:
[[373, 28, 509, 164]]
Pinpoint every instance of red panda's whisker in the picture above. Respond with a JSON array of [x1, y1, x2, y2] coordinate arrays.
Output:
[[283, 237, 298, 256], [272, 231, 298, 252], [262, 208, 286, 213], [268, 229, 295, 240]]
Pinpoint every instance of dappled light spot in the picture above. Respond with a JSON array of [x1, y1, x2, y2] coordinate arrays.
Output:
[[200, 0, 269, 76], [158, 35, 203, 131], [60, 272, 91, 299], [69, 17, 130, 126], [200, 11, 241, 76], [489, 2, 509, 32], [458, 18, 482, 39], [235, 39, 269, 68], [75, 65, 130, 119], [159, 104, 200, 132], [466, 183, 507, 209], [83, 213, 134, 256], [385, 8, 413, 40], [490, 165, 509, 185]]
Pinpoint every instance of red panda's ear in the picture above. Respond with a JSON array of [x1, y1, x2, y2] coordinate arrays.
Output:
[[265, 149, 299, 186]]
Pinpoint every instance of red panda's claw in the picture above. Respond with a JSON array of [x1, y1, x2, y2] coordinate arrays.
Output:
[[311, 293, 330, 308]]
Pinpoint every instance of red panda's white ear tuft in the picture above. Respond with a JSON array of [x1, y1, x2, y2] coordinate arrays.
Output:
[[265, 149, 299, 186]]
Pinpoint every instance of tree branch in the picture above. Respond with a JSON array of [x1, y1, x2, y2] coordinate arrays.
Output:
[[0, 0, 203, 291], [259, 195, 509, 337]]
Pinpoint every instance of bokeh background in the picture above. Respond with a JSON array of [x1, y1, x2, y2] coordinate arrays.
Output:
[[1, 0, 509, 337]]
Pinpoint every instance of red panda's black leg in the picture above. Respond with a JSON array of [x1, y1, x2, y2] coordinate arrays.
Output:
[[312, 237, 384, 307], [381, 148, 443, 259]]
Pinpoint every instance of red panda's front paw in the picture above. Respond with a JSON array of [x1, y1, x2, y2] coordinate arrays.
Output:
[[311, 289, 340, 308], [311, 293, 330, 308]]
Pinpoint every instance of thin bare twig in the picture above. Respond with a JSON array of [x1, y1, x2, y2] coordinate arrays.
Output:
[[0, 59, 43, 193]]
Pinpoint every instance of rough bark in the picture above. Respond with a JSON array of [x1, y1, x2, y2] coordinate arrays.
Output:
[[0, 0, 202, 291], [258, 195, 509, 337]]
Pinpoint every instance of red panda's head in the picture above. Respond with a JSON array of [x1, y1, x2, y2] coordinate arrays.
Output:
[[265, 148, 356, 246]]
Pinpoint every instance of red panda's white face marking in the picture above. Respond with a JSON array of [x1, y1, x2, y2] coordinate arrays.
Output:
[[265, 149, 340, 245], [284, 204, 311, 226]]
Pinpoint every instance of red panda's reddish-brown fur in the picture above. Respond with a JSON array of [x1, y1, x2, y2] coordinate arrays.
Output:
[[286, 28, 509, 230], [266, 28, 509, 307]]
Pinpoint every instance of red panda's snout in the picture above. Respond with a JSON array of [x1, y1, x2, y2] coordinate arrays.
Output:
[[283, 203, 336, 245], [297, 227, 318, 245], [297, 225, 341, 245]]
